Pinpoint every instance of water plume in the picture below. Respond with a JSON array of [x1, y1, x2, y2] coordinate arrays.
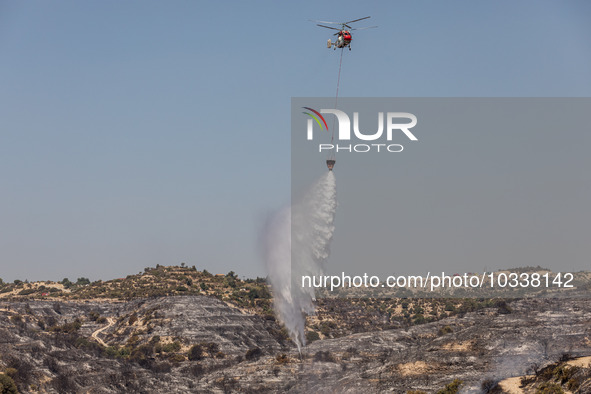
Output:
[[263, 172, 337, 351]]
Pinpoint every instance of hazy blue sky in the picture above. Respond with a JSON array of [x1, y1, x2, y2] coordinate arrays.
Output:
[[1, 1, 590, 281], [293, 98, 591, 279]]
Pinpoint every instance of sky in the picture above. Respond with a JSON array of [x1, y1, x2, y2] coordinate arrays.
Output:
[[293, 97, 591, 279], [1, 1, 590, 282]]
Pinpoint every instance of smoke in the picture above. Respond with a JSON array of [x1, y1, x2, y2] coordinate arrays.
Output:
[[263, 171, 337, 351]]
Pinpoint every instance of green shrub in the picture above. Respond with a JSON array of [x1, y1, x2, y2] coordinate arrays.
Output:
[[168, 354, 185, 362], [567, 377, 582, 391], [553, 365, 578, 384], [306, 331, 320, 343], [413, 314, 425, 324], [536, 382, 564, 393], [0, 373, 18, 394], [436, 379, 462, 394], [50, 318, 82, 333], [162, 341, 181, 353]]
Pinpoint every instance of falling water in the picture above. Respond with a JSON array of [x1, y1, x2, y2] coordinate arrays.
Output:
[[263, 172, 337, 351]]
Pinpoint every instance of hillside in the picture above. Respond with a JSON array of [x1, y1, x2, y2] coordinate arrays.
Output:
[[0, 266, 590, 393], [497, 355, 591, 393], [0, 265, 523, 342]]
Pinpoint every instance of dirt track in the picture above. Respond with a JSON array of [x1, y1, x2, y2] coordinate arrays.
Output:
[[91, 317, 115, 347]]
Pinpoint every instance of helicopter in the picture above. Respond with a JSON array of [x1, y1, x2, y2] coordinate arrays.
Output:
[[312, 16, 377, 50]]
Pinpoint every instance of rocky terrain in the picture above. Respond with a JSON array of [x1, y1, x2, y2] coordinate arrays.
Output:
[[0, 266, 590, 393], [0, 294, 590, 393], [0, 295, 289, 393]]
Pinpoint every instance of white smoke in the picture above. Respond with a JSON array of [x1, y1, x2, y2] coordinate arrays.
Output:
[[263, 172, 337, 351]]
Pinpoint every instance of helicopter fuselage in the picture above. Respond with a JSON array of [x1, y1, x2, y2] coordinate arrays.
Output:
[[329, 30, 352, 49], [314, 16, 374, 51]]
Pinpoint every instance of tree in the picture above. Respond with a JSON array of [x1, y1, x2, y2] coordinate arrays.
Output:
[[60, 278, 73, 289], [0, 374, 18, 394], [226, 271, 237, 279], [76, 277, 90, 286]]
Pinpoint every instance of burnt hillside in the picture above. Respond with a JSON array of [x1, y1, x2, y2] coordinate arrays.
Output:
[[0, 295, 590, 393]]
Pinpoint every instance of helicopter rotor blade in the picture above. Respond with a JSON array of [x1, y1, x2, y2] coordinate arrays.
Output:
[[310, 19, 341, 25], [351, 26, 378, 31], [317, 24, 341, 31], [344, 16, 371, 25]]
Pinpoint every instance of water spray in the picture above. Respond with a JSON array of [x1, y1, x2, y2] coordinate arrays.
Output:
[[263, 172, 337, 352]]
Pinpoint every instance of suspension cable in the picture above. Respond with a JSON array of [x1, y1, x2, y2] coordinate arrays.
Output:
[[329, 47, 345, 159]]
